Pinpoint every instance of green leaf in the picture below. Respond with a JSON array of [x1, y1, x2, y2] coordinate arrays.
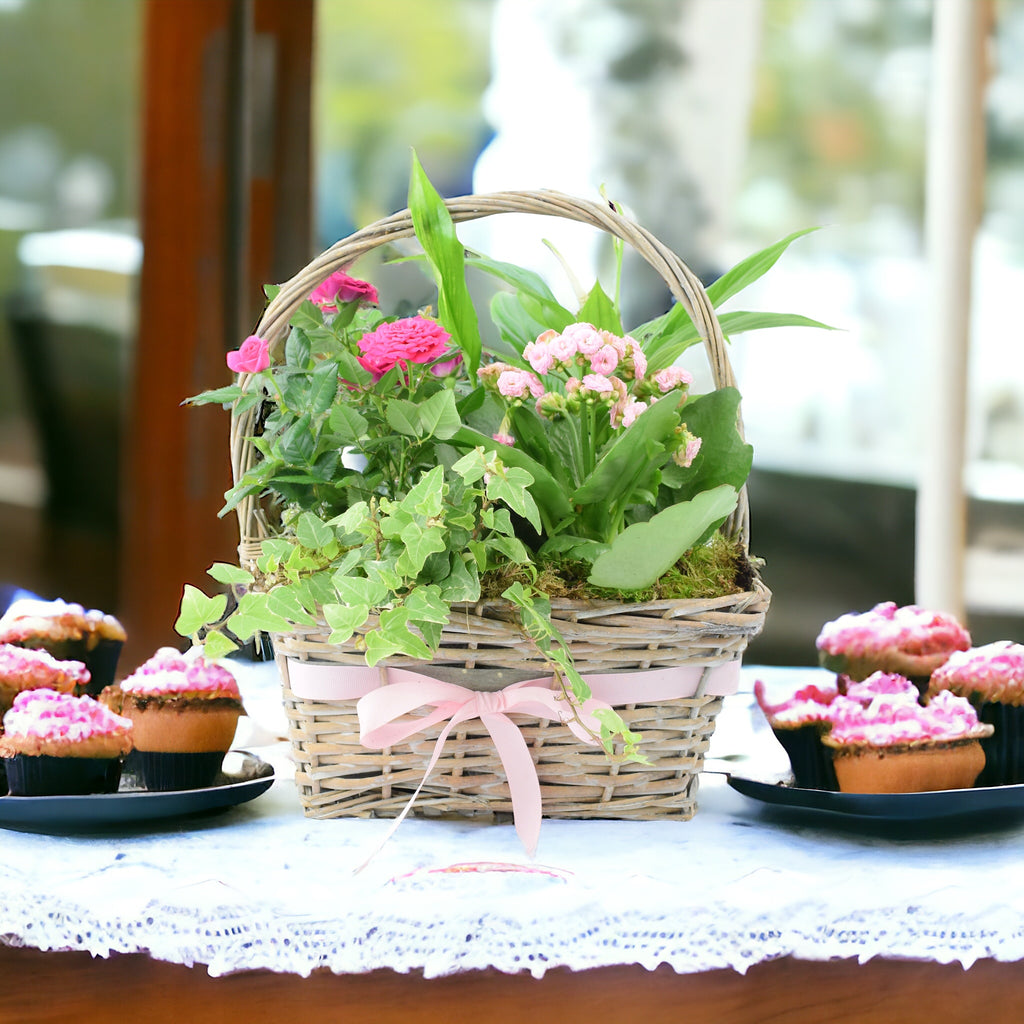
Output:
[[408, 151, 482, 377], [396, 521, 446, 576], [717, 310, 838, 336], [588, 484, 739, 590], [328, 404, 369, 442], [465, 254, 574, 326], [438, 553, 480, 602], [385, 398, 422, 437], [277, 412, 315, 463], [175, 585, 227, 637], [403, 585, 450, 624], [333, 575, 390, 608], [577, 281, 624, 334], [289, 299, 326, 334], [417, 388, 462, 440], [185, 384, 247, 406], [706, 227, 819, 307], [285, 324, 312, 368], [486, 466, 541, 533], [202, 630, 240, 660], [308, 360, 340, 415], [295, 511, 334, 549], [230, 592, 294, 639], [323, 602, 370, 645], [404, 464, 445, 517], [266, 585, 317, 626], [207, 562, 254, 586]]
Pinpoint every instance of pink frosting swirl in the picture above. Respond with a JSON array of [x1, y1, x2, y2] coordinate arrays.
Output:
[[816, 602, 970, 658], [843, 671, 920, 706], [3, 689, 132, 741], [930, 641, 1024, 697], [754, 679, 838, 726], [0, 643, 91, 686], [827, 689, 981, 746], [120, 647, 240, 698]]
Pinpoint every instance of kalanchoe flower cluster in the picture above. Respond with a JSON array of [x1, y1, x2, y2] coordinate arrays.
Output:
[[479, 321, 700, 469]]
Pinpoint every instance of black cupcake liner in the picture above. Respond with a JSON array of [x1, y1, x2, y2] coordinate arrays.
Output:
[[976, 702, 1024, 787], [772, 723, 838, 790], [125, 750, 226, 791], [3, 754, 123, 796]]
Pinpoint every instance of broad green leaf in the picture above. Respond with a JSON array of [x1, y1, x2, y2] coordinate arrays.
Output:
[[288, 299, 326, 334], [633, 302, 702, 373], [408, 151, 482, 377], [536, 534, 609, 563], [207, 562, 254, 587], [577, 281, 623, 334], [588, 484, 739, 590], [466, 255, 574, 324], [296, 512, 334, 549], [285, 324, 312, 368], [706, 227, 819, 307], [175, 585, 227, 637], [277, 412, 315, 463], [719, 310, 837, 336]]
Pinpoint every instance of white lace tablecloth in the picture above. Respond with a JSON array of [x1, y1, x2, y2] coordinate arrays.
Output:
[[3, 661, 1024, 979]]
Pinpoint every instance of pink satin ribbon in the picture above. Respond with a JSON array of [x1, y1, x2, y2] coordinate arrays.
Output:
[[285, 658, 740, 858]]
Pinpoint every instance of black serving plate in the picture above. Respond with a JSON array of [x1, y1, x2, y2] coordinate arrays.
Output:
[[727, 773, 1024, 825], [0, 750, 274, 831]]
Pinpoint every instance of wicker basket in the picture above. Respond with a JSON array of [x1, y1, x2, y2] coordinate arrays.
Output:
[[229, 190, 770, 827]]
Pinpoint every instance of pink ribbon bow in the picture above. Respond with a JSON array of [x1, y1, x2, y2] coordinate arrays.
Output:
[[285, 659, 741, 861]]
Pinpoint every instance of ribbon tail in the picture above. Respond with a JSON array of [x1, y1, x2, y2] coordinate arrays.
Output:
[[481, 712, 543, 857], [352, 712, 467, 876]]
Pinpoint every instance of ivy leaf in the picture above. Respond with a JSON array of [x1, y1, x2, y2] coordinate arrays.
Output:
[[202, 630, 240, 660], [323, 602, 370, 644], [295, 511, 334, 550], [175, 586, 227, 637], [333, 575, 390, 608], [438, 553, 480, 602], [486, 466, 541, 533], [396, 521, 447, 576], [266, 585, 317, 626], [229, 592, 294, 639], [207, 562, 254, 587], [403, 585, 450, 624]]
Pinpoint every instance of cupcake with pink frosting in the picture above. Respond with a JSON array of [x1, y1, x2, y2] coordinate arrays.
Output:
[[816, 602, 970, 692], [927, 641, 1024, 786], [0, 690, 133, 795], [0, 643, 91, 715], [115, 647, 244, 791], [821, 690, 992, 794], [754, 680, 840, 790]]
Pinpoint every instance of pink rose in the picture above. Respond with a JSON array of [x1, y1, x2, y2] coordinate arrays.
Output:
[[226, 335, 270, 374], [356, 316, 452, 380], [309, 271, 379, 312]]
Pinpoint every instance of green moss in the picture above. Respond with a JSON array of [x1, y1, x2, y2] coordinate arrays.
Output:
[[479, 534, 758, 603]]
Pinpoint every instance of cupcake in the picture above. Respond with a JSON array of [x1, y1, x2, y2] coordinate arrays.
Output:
[[0, 598, 127, 696], [816, 602, 970, 692], [927, 641, 1024, 786], [754, 680, 840, 790], [0, 689, 133, 796], [822, 690, 992, 794], [0, 643, 91, 714], [117, 647, 245, 791]]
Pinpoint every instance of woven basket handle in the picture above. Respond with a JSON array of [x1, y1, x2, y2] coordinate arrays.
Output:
[[231, 189, 749, 557]]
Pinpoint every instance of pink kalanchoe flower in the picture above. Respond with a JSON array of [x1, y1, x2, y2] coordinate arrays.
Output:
[[672, 427, 702, 468], [581, 373, 614, 395], [309, 271, 379, 312], [226, 334, 270, 374], [624, 337, 647, 379], [600, 330, 628, 359], [523, 338, 556, 375], [477, 361, 512, 384], [547, 332, 578, 365], [589, 344, 620, 376], [620, 398, 647, 428], [492, 432, 516, 446], [564, 377, 581, 395], [357, 316, 451, 380], [562, 322, 604, 356], [497, 369, 545, 399], [653, 366, 694, 392]]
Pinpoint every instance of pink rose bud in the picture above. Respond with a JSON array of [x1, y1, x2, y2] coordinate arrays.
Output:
[[226, 335, 271, 374], [309, 271, 380, 312]]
